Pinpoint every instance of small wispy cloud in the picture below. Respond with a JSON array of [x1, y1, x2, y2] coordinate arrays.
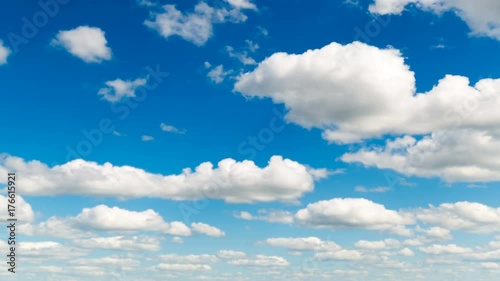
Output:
[[142, 135, 154, 141], [354, 186, 391, 193], [160, 123, 186, 134]]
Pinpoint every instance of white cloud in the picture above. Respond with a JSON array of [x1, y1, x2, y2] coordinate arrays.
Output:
[[226, 45, 256, 65], [417, 226, 453, 240], [156, 263, 212, 271], [160, 123, 186, 134], [160, 254, 219, 264], [0, 40, 11, 64], [73, 205, 191, 235], [19, 216, 96, 239], [144, 1, 255, 46], [354, 186, 391, 193], [191, 222, 226, 237], [226, 0, 257, 10], [399, 248, 415, 256], [20, 205, 192, 238], [419, 244, 473, 255], [369, 0, 500, 41], [234, 41, 500, 151], [234, 210, 294, 224], [314, 249, 364, 261], [0, 194, 34, 222], [142, 135, 154, 141], [355, 239, 401, 250], [74, 235, 161, 251], [98, 78, 147, 103], [207, 64, 232, 84], [0, 154, 324, 203], [295, 198, 414, 235], [245, 39, 259, 52], [228, 254, 289, 267], [171, 237, 184, 244], [341, 129, 500, 182], [52, 26, 112, 63], [19, 241, 88, 260], [217, 250, 247, 259], [415, 202, 500, 234], [262, 237, 341, 252]]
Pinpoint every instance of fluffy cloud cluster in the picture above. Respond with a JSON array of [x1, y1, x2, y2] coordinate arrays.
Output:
[[235, 42, 500, 143], [234, 41, 500, 182], [295, 198, 414, 236], [75, 235, 161, 251], [0, 154, 325, 203], [20, 205, 224, 239], [369, 0, 500, 41], [144, 0, 257, 46], [261, 236, 365, 261], [52, 26, 112, 63], [228, 254, 289, 267], [415, 202, 500, 234], [342, 129, 500, 182]]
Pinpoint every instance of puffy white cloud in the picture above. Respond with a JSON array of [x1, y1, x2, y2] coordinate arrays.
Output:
[[73, 205, 191, 235], [191, 222, 225, 237], [19, 216, 96, 239], [314, 249, 364, 261], [98, 78, 147, 103], [417, 226, 453, 240], [217, 250, 247, 259], [228, 254, 289, 267], [19, 241, 88, 260], [144, 1, 255, 46], [52, 26, 112, 63], [342, 129, 500, 182], [369, 0, 500, 40], [399, 248, 415, 256], [0, 154, 323, 203], [160, 254, 219, 264], [0, 194, 34, 222], [69, 256, 140, 268], [415, 202, 500, 234], [74, 235, 161, 251], [262, 237, 341, 252], [160, 123, 186, 134], [156, 263, 212, 271], [295, 198, 414, 235], [207, 64, 232, 84], [419, 244, 473, 255], [0, 40, 11, 64], [234, 41, 415, 143], [20, 205, 191, 238], [226, 0, 257, 10], [355, 239, 401, 250], [235, 41, 500, 145], [235, 209, 294, 224]]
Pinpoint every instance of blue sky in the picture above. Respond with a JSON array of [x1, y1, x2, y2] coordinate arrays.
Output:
[[1, 0, 500, 280]]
